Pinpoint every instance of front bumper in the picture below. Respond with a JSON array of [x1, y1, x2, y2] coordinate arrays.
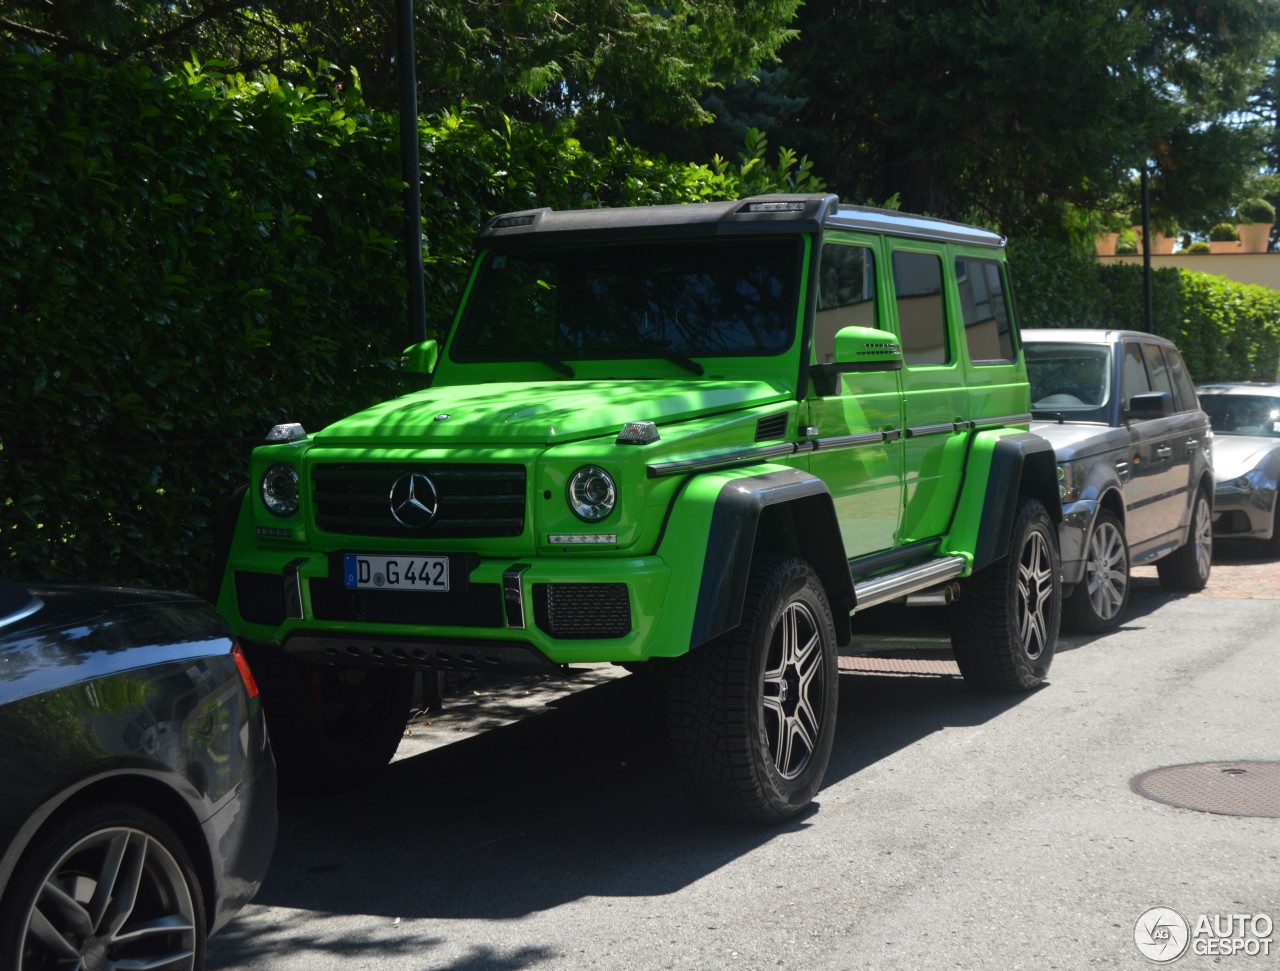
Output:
[[223, 550, 677, 669], [1213, 479, 1277, 541]]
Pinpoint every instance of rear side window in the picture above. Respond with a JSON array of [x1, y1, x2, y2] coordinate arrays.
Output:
[[1164, 347, 1201, 413], [955, 258, 1015, 363], [1141, 344, 1176, 401], [892, 250, 948, 366]]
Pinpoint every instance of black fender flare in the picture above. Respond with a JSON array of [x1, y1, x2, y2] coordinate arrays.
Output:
[[970, 432, 1062, 571], [689, 468, 854, 649]]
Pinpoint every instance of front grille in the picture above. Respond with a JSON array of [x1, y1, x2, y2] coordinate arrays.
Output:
[[309, 579, 504, 627], [236, 571, 285, 626], [533, 583, 631, 639], [312, 463, 525, 538]]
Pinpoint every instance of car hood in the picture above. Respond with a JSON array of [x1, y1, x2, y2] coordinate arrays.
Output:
[[1212, 435, 1280, 480], [1029, 420, 1129, 461], [313, 378, 794, 446]]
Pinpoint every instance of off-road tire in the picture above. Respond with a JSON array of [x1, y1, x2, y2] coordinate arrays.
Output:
[[663, 554, 839, 823], [950, 496, 1060, 691], [242, 642, 413, 789], [1156, 488, 1213, 591], [1, 803, 207, 971], [1064, 509, 1130, 633]]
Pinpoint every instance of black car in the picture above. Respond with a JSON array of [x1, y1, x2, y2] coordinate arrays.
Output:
[[1023, 329, 1215, 631], [0, 579, 276, 969]]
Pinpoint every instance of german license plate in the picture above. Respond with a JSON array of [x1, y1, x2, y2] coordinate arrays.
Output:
[[343, 554, 449, 592]]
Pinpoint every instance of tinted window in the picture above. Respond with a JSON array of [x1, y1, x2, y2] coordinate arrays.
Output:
[[452, 238, 802, 361], [955, 258, 1015, 363], [1121, 343, 1151, 403], [1141, 344, 1176, 402], [814, 243, 876, 363], [892, 251, 948, 366], [1165, 347, 1200, 413]]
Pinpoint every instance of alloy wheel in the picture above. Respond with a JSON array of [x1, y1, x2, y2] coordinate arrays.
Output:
[[18, 825, 198, 970], [761, 599, 827, 780], [1016, 529, 1056, 660]]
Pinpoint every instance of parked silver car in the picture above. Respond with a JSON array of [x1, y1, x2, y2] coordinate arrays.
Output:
[[1023, 329, 1215, 632], [1197, 382, 1280, 556]]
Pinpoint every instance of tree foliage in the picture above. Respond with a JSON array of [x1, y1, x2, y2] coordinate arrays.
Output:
[[0, 0, 802, 140], [776, 0, 1280, 237]]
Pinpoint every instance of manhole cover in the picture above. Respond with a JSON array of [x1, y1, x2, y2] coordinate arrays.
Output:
[[1131, 761, 1280, 818]]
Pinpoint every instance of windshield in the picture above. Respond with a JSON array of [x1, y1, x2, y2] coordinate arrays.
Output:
[[1025, 342, 1113, 422], [1201, 394, 1280, 437], [450, 238, 803, 365]]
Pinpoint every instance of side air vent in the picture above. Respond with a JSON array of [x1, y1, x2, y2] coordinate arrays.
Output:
[[755, 412, 789, 442]]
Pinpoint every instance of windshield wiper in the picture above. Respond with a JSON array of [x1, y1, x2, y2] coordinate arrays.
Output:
[[1031, 410, 1066, 423], [527, 354, 575, 378], [585, 340, 705, 376]]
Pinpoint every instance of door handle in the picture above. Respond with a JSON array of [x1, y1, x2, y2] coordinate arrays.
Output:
[[1185, 438, 1199, 448], [1155, 445, 1173, 459]]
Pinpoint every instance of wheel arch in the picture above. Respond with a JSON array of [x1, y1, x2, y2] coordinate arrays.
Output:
[[0, 773, 217, 933], [949, 430, 1063, 572], [690, 469, 853, 649]]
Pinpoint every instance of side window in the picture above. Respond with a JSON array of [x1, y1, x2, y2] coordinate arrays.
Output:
[[1165, 347, 1201, 413], [1141, 344, 1176, 402], [955, 258, 1015, 363], [1121, 342, 1151, 403], [891, 250, 948, 366], [814, 243, 877, 363]]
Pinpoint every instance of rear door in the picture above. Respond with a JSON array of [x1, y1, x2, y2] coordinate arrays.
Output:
[[1121, 339, 1189, 556], [887, 246, 970, 543]]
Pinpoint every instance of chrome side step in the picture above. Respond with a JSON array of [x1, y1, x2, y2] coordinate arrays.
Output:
[[852, 556, 968, 612]]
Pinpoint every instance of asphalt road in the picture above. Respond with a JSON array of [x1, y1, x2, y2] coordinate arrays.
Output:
[[209, 544, 1280, 970]]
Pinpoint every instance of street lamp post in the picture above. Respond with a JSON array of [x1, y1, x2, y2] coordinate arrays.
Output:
[[397, 0, 427, 345]]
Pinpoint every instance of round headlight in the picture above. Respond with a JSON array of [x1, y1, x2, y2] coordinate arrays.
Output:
[[567, 466, 616, 522], [261, 463, 300, 517]]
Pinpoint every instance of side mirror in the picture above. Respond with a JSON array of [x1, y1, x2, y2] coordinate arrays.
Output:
[[1126, 390, 1173, 420], [833, 326, 904, 369], [810, 327, 903, 396], [401, 339, 439, 375]]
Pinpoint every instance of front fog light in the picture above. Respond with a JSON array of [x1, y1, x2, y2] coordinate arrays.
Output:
[[568, 466, 616, 522], [261, 463, 300, 517]]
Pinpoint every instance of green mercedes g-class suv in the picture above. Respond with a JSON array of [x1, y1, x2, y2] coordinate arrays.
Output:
[[215, 194, 1062, 822]]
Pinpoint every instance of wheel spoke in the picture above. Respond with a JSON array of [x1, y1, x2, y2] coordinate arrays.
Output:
[[89, 830, 131, 929], [38, 877, 95, 940], [104, 832, 149, 939], [26, 903, 84, 961]]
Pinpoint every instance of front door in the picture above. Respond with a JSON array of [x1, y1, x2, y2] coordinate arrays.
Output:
[[805, 235, 904, 559]]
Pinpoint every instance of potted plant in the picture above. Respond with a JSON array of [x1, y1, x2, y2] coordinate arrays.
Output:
[[1235, 197, 1275, 252], [1184, 241, 1211, 254], [1094, 209, 1128, 255], [1151, 216, 1179, 254], [1209, 222, 1240, 254]]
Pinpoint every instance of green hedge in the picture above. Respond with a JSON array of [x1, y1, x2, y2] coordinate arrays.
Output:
[[1011, 239, 1280, 382], [1, 53, 817, 593]]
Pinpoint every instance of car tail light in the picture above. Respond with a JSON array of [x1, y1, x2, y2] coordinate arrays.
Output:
[[231, 642, 260, 699]]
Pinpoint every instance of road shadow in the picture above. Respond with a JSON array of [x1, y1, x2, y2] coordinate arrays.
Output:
[[208, 664, 1031, 968]]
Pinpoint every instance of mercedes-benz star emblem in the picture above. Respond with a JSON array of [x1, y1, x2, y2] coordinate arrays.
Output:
[[388, 472, 439, 529]]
